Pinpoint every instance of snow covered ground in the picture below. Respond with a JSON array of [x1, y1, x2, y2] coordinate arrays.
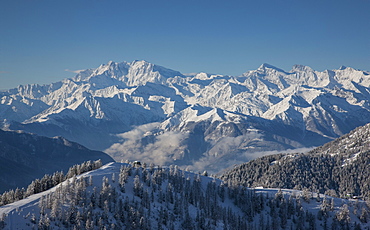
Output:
[[1, 162, 369, 229]]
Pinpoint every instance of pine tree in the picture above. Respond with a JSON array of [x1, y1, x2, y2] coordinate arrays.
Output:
[[0, 213, 6, 229], [360, 207, 369, 223], [133, 175, 143, 198], [336, 204, 350, 225]]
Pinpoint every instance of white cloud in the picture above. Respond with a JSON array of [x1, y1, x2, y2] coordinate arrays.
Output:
[[182, 146, 315, 175], [106, 123, 315, 175], [105, 123, 189, 166], [64, 69, 85, 74]]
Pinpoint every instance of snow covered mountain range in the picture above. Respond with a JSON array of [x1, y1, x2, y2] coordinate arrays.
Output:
[[1, 60, 370, 173]]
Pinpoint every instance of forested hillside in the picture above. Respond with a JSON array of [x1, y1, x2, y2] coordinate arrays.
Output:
[[221, 123, 370, 199], [1, 162, 369, 229]]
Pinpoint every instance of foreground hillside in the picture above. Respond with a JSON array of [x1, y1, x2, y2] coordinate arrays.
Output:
[[0, 129, 114, 193], [0, 162, 369, 229], [1, 60, 370, 172], [221, 123, 370, 199]]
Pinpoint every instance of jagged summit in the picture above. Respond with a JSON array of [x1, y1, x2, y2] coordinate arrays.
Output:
[[255, 63, 288, 74], [72, 60, 184, 87], [258, 63, 282, 70], [291, 64, 314, 72]]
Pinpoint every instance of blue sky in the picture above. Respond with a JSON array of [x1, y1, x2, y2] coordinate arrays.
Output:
[[1, 0, 369, 90]]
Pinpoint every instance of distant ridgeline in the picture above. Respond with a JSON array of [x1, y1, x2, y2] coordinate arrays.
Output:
[[0, 129, 114, 193], [221, 123, 370, 199]]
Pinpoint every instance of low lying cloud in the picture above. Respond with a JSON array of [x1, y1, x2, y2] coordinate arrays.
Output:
[[183, 146, 315, 175], [106, 123, 315, 175], [105, 123, 189, 166]]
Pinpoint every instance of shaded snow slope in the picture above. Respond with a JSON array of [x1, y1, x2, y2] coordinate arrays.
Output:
[[0, 129, 113, 193]]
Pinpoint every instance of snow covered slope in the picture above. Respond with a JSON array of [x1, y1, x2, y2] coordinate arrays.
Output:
[[1, 60, 370, 172], [1, 162, 369, 229]]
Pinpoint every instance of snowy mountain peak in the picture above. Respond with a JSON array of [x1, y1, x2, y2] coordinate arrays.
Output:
[[72, 61, 129, 83], [258, 63, 277, 69], [257, 63, 286, 73], [193, 72, 211, 80], [128, 60, 183, 79], [69, 60, 184, 87], [129, 59, 153, 69], [291, 64, 314, 72]]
